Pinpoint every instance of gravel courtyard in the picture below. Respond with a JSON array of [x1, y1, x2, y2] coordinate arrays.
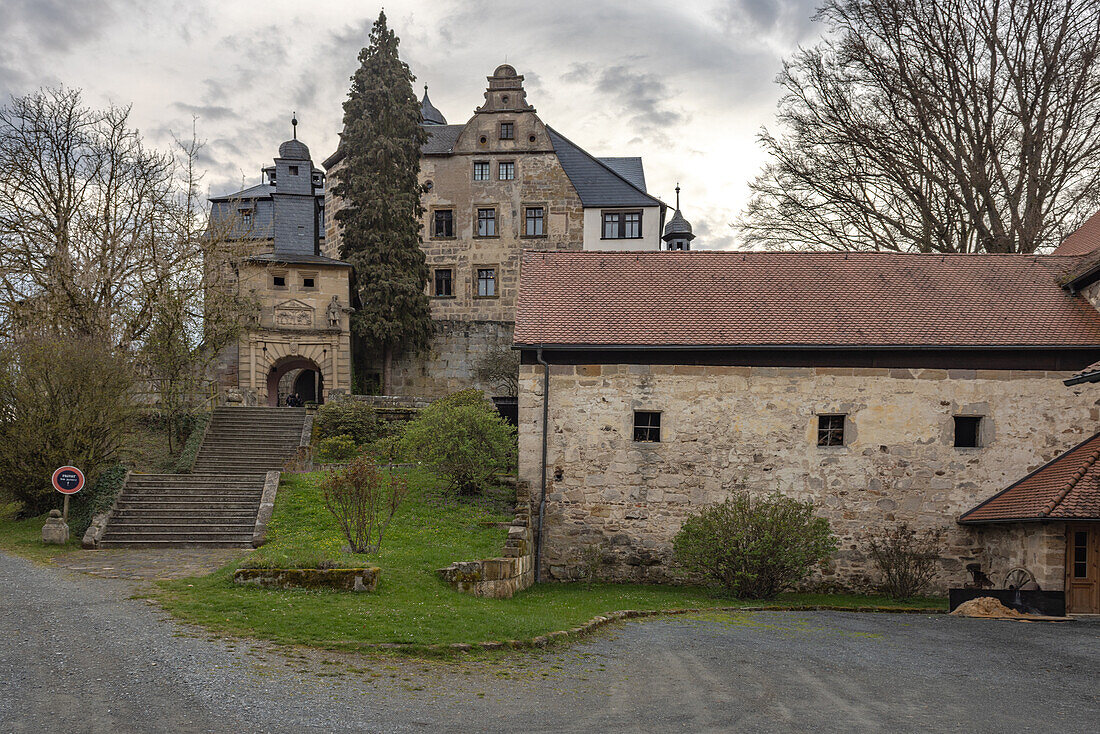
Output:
[[1, 550, 1096, 733]]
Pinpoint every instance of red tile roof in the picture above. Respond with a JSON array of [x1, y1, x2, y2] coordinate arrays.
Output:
[[515, 251, 1100, 348], [959, 432, 1100, 523], [1054, 209, 1100, 255]]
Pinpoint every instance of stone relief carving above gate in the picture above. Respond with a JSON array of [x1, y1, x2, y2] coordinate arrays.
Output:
[[273, 299, 314, 328]]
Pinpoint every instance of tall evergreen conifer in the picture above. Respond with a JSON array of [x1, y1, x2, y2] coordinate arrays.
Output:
[[332, 11, 431, 393]]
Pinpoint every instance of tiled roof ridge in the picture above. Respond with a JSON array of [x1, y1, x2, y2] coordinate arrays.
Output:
[[525, 249, 1085, 260], [544, 126, 665, 207], [1042, 448, 1100, 516]]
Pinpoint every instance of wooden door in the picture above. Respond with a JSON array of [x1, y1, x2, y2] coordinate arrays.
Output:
[[1065, 524, 1100, 614]]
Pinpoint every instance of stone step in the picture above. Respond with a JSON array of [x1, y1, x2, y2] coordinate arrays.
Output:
[[97, 539, 254, 548], [115, 501, 261, 512], [112, 511, 258, 521], [100, 530, 254, 540], [119, 490, 262, 498], [106, 522, 256, 532]]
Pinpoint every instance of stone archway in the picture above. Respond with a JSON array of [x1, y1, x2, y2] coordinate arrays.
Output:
[[266, 356, 324, 407]]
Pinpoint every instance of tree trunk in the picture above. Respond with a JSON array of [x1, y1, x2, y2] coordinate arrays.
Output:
[[382, 344, 393, 396]]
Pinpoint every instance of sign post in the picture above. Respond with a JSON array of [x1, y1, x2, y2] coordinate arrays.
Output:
[[51, 466, 85, 522]]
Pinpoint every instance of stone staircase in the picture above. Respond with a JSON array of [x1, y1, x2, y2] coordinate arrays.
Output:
[[97, 407, 306, 548]]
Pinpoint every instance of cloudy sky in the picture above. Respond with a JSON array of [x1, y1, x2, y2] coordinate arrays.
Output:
[[0, 0, 823, 249]]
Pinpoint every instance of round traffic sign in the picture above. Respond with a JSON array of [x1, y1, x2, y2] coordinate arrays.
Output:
[[52, 466, 85, 495]]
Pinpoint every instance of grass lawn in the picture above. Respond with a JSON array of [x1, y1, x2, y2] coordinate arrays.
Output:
[[0, 503, 82, 562], [154, 471, 946, 650]]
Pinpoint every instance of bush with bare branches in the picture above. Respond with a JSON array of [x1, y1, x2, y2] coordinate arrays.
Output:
[[321, 455, 409, 554]]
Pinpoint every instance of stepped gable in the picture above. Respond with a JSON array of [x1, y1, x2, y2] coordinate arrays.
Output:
[[514, 251, 1100, 348], [98, 407, 306, 548], [960, 431, 1100, 523]]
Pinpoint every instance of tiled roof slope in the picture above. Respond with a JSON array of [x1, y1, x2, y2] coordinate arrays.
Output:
[[547, 128, 663, 208], [597, 157, 647, 192], [959, 432, 1100, 522], [514, 251, 1100, 347], [1054, 209, 1100, 255], [421, 124, 465, 155]]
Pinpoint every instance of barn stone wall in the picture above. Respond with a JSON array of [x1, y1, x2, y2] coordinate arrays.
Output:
[[517, 363, 1095, 593]]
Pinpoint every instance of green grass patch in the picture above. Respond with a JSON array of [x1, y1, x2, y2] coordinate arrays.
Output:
[[0, 502, 81, 563], [154, 471, 946, 649]]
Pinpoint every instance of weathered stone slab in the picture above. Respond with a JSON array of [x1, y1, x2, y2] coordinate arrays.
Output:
[[233, 567, 381, 592]]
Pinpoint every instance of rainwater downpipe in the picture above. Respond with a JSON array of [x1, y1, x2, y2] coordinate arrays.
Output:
[[535, 346, 550, 583]]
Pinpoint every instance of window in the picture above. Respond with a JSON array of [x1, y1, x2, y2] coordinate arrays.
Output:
[[634, 411, 661, 443], [433, 209, 454, 238], [473, 161, 491, 180], [288, 165, 299, 176], [476, 267, 496, 297], [954, 416, 982, 448], [239, 209, 252, 228], [301, 275, 316, 290], [602, 211, 642, 239], [499, 161, 515, 180], [500, 122, 514, 140], [525, 206, 545, 236], [817, 414, 845, 447], [667, 239, 689, 251], [434, 268, 453, 297], [1074, 531, 1089, 578], [477, 208, 497, 237], [272, 273, 287, 288]]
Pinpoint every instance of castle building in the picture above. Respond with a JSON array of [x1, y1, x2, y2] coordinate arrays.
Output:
[[514, 243, 1100, 612], [323, 65, 668, 399], [209, 123, 353, 406]]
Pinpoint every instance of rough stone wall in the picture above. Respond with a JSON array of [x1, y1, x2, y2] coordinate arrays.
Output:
[[517, 363, 1096, 593], [389, 320, 513, 399], [972, 523, 1066, 590]]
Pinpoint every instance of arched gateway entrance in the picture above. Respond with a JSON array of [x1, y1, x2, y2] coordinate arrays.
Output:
[[266, 357, 324, 406]]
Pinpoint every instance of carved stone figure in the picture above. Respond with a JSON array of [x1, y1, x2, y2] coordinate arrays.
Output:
[[327, 295, 342, 328]]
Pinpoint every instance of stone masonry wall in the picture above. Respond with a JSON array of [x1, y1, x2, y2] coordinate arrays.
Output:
[[389, 320, 514, 399], [517, 364, 1096, 593]]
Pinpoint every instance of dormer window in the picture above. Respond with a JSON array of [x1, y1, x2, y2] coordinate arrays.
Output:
[[602, 211, 642, 239], [288, 165, 299, 176]]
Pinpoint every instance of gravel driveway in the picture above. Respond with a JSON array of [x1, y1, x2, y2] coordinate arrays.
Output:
[[1, 550, 1097, 733]]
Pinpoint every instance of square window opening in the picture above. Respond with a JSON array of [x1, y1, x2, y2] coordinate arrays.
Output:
[[525, 206, 545, 236], [499, 161, 515, 180], [476, 267, 496, 297], [288, 165, 299, 176], [817, 414, 846, 447], [433, 209, 454, 238], [434, 268, 453, 297], [634, 411, 661, 443], [302, 277, 315, 289], [954, 416, 982, 448], [272, 275, 287, 288], [476, 208, 497, 237], [473, 161, 491, 181]]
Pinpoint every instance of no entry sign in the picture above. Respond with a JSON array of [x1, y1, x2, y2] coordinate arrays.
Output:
[[52, 466, 85, 495]]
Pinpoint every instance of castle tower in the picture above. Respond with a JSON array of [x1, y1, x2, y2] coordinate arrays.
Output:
[[421, 86, 447, 125], [662, 184, 695, 251], [269, 115, 324, 257]]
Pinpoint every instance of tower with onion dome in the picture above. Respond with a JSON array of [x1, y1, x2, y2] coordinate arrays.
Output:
[[661, 184, 695, 251]]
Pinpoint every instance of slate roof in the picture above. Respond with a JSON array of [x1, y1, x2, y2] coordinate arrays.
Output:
[[663, 209, 693, 238], [421, 124, 465, 155], [247, 252, 350, 268], [513, 251, 1100, 348], [597, 157, 647, 192], [209, 184, 275, 202], [1054, 209, 1100, 256], [959, 432, 1100, 523], [546, 127, 663, 208], [278, 139, 311, 160], [421, 89, 447, 125]]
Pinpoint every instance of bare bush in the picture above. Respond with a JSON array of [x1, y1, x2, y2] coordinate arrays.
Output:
[[865, 524, 945, 600], [321, 455, 409, 554]]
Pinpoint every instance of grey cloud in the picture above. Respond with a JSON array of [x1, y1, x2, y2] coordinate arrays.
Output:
[[596, 64, 686, 132], [719, 0, 821, 42], [172, 102, 239, 121]]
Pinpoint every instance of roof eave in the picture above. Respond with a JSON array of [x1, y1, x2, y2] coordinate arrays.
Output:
[[513, 342, 1100, 351]]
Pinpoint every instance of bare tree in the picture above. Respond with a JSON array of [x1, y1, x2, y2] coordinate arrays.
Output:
[[742, 0, 1100, 253], [473, 345, 520, 398]]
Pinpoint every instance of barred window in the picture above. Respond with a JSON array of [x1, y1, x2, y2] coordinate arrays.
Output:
[[817, 414, 845, 447], [634, 411, 661, 443]]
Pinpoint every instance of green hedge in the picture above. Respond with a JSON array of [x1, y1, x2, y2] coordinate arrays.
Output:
[[69, 463, 129, 535], [174, 412, 210, 474]]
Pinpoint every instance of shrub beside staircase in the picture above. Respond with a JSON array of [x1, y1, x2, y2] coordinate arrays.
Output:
[[93, 407, 307, 548]]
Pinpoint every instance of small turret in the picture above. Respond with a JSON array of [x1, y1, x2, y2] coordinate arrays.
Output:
[[421, 86, 447, 125], [662, 184, 695, 251]]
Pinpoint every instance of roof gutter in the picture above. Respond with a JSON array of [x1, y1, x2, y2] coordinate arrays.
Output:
[[534, 346, 550, 584], [957, 516, 1100, 525], [514, 343, 1100, 352]]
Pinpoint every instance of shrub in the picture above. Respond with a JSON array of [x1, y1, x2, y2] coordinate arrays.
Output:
[[321, 455, 409, 554], [865, 524, 945, 600], [68, 463, 129, 535], [173, 413, 210, 473], [315, 435, 359, 464], [673, 490, 837, 599], [313, 400, 386, 445], [0, 336, 134, 515], [400, 389, 516, 495]]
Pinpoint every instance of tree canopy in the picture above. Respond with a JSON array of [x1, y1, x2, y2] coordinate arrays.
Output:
[[742, 0, 1100, 253], [331, 11, 432, 393]]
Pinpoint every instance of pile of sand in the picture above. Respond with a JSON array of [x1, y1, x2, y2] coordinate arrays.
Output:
[[950, 596, 1028, 619]]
